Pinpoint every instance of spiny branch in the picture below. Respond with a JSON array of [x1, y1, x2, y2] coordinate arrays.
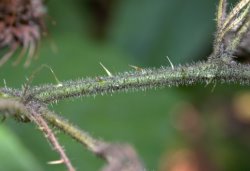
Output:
[[28, 106, 75, 171], [41, 107, 100, 152], [40, 107, 145, 171], [0, 99, 75, 171], [1, 60, 250, 106], [25, 61, 249, 104], [0, 98, 146, 171], [0, 0, 250, 171]]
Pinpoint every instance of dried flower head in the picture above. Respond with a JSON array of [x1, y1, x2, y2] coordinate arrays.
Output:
[[213, 0, 250, 63], [0, 0, 46, 67]]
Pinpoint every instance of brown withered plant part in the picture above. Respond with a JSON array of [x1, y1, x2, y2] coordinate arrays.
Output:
[[214, 0, 250, 62], [0, 0, 45, 67]]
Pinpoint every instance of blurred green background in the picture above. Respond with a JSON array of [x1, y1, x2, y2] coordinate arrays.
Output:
[[2, 0, 250, 171]]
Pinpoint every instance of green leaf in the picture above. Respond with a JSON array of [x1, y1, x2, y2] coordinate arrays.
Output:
[[0, 125, 43, 171]]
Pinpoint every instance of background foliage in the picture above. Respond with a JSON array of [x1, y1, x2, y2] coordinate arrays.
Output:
[[2, 0, 250, 170]]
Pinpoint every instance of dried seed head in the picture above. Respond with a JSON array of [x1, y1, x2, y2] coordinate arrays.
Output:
[[213, 0, 250, 62], [0, 0, 46, 67]]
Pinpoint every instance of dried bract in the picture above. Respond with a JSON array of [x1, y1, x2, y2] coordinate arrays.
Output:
[[213, 0, 250, 62]]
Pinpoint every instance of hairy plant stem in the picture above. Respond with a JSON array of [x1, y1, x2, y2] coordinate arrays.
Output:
[[40, 108, 146, 171], [0, 99, 75, 171], [23, 61, 249, 104], [28, 108, 75, 171], [0, 1, 249, 170], [41, 107, 101, 152], [1, 56, 250, 171], [0, 99, 28, 119]]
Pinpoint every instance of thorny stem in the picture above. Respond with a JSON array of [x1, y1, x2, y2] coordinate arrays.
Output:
[[22, 61, 249, 104], [0, 0, 250, 170], [28, 108, 75, 171], [40, 108, 100, 152], [1, 60, 250, 105], [0, 98, 145, 170], [0, 98, 75, 171], [41, 108, 146, 171]]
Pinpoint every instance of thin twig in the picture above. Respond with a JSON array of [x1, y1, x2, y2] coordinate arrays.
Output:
[[28, 107, 75, 171], [40, 107, 146, 171], [217, 0, 227, 29], [41, 108, 100, 152], [222, 0, 250, 31]]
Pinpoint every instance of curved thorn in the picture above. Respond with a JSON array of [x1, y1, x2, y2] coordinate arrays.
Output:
[[100, 62, 113, 77]]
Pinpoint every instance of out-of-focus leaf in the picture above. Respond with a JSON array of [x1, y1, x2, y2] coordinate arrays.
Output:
[[0, 125, 43, 171], [109, 0, 216, 65]]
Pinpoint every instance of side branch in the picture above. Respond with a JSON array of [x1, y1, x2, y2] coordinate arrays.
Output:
[[41, 108, 146, 171], [0, 99, 75, 171], [28, 108, 75, 171], [41, 108, 100, 152]]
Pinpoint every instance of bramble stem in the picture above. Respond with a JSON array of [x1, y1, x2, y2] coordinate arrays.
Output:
[[1, 1, 250, 171], [29, 108, 75, 171], [41, 107, 101, 152], [26, 61, 250, 104]]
